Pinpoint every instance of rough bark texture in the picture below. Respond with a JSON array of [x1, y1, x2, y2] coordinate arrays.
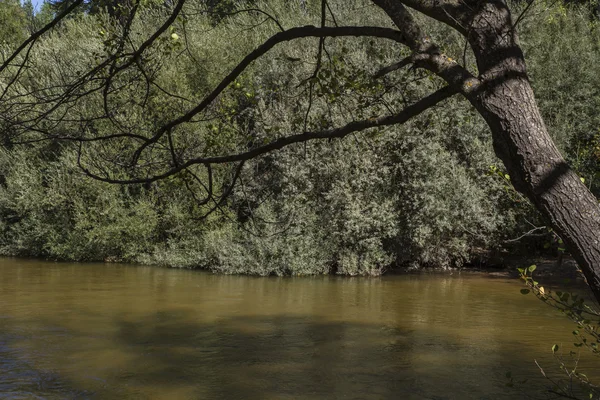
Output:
[[373, 0, 600, 302], [465, 0, 600, 302]]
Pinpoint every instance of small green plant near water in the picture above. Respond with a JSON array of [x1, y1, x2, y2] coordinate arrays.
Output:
[[515, 265, 600, 399]]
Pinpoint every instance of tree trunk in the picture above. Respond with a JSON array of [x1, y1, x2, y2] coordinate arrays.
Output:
[[372, 0, 600, 302], [475, 69, 600, 303], [463, 0, 600, 302]]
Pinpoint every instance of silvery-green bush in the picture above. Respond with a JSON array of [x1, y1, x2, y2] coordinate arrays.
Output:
[[0, 0, 597, 274]]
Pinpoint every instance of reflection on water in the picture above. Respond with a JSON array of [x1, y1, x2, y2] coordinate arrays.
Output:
[[0, 258, 596, 399]]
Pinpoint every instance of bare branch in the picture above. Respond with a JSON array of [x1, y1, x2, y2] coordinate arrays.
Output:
[[372, 0, 478, 91], [504, 226, 548, 243], [0, 0, 84, 75], [190, 7, 286, 32], [513, 0, 537, 28], [385, 0, 472, 35], [79, 85, 458, 184], [129, 24, 415, 166], [374, 56, 412, 78]]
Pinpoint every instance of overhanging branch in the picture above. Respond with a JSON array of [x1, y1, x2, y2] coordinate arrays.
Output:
[[79, 85, 458, 184], [130, 24, 413, 166], [375, 56, 413, 78]]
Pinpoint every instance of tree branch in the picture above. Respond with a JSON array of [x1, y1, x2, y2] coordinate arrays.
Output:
[[0, 0, 84, 75], [129, 24, 417, 166], [79, 85, 458, 184], [374, 56, 412, 78], [372, 0, 479, 91]]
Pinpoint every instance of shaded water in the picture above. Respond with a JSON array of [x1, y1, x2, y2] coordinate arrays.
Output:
[[0, 258, 597, 399]]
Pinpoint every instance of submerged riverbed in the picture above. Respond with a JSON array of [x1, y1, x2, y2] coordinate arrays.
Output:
[[0, 258, 597, 399]]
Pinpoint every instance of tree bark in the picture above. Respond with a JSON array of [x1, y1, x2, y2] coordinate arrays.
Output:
[[374, 0, 600, 302], [473, 66, 600, 302], [487, 91, 600, 303], [459, 0, 600, 302]]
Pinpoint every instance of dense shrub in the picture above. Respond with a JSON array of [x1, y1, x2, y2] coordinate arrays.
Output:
[[0, 0, 597, 274]]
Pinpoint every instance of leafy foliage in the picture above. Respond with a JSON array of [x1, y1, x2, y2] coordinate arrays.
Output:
[[0, 0, 598, 275], [0, 0, 27, 46]]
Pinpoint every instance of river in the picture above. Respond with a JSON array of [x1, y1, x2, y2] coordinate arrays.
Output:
[[0, 258, 597, 399]]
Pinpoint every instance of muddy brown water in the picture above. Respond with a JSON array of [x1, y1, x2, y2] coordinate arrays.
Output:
[[0, 258, 598, 399]]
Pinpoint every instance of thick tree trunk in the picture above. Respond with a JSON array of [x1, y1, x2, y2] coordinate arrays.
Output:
[[372, 0, 600, 302], [463, 0, 600, 302], [472, 67, 600, 303]]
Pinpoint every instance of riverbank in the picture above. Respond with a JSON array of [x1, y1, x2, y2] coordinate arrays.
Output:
[[1, 252, 584, 283], [471, 255, 582, 279]]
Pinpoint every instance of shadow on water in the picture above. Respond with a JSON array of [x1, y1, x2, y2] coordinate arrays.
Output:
[[0, 327, 94, 399], [0, 309, 571, 400], [109, 312, 421, 400], [0, 260, 596, 399]]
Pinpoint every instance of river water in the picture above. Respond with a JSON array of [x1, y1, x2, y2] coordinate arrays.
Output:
[[0, 258, 597, 399]]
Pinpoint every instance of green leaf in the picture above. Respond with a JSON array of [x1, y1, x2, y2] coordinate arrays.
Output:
[[552, 344, 559, 353], [520, 289, 530, 295], [528, 265, 537, 272]]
